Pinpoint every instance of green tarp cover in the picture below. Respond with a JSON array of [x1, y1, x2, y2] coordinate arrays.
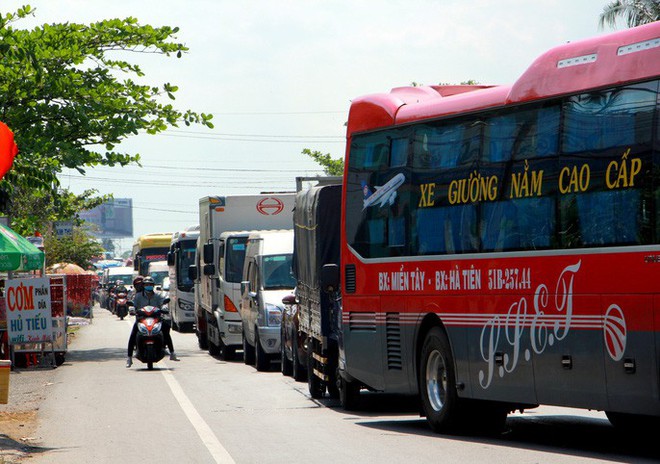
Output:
[[0, 223, 45, 271]]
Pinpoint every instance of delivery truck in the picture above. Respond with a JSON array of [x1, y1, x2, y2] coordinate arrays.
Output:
[[195, 194, 295, 358]]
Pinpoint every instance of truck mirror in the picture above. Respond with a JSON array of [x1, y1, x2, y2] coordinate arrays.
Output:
[[203, 264, 216, 276], [203, 243, 214, 264], [167, 251, 175, 266], [320, 264, 340, 293], [188, 265, 198, 281]]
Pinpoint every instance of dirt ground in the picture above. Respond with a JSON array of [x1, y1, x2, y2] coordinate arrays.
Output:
[[0, 323, 84, 463], [0, 364, 56, 463]]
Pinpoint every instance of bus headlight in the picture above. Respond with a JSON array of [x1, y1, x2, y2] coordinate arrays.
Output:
[[265, 303, 282, 327], [178, 300, 194, 311]]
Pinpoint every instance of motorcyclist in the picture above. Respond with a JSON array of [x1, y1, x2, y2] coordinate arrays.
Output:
[[126, 276, 179, 367], [114, 280, 128, 294]]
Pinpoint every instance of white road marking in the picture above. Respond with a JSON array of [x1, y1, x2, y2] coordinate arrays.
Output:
[[161, 365, 236, 464]]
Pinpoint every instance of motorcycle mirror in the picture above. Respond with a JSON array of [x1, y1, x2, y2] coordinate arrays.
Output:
[[163, 298, 170, 305]]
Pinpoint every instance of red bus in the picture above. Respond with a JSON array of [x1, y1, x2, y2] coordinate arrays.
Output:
[[333, 22, 660, 433]]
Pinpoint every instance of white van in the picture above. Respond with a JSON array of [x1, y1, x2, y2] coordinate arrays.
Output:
[[147, 260, 169, 289], [240, 230, 295, 371]]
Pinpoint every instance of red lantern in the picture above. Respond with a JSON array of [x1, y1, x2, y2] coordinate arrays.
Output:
[[0, 122, 18, 179]]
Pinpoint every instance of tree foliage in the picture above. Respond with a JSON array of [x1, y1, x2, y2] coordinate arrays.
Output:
[[599, 0, 660, 29], [0, 5, 213, 232], [301, 148, 344, 176], [43, 226, 104, 269]]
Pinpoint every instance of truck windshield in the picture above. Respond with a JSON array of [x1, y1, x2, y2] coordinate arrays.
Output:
[[261, 254, 295, 290], [225, 237, 248, 283]]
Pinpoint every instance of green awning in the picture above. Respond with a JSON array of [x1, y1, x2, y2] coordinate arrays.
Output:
[[0, 223, 45, 271]]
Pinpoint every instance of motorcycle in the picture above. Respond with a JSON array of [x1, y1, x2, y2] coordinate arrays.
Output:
[[115, 291, 129, 320], [132, 301, 170, 370]]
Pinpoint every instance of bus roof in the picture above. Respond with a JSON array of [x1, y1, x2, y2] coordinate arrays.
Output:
[[348, 22, 660, 134], [171, 228, 200, 244], [134, 233, 173, 249]]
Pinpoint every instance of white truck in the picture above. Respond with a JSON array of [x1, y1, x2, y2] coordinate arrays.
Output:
[[195, 194, 295, 359]]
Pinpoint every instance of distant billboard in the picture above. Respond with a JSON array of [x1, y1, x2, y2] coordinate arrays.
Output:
[[79, 198, 133, 239]]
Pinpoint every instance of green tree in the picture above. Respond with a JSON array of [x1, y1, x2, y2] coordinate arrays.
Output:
[[0, 5, 213, 232], [44, 226, 104, 269], [10, 185, 108, 236], [301, 148, 344, 176], [599, 0, 660, 29]]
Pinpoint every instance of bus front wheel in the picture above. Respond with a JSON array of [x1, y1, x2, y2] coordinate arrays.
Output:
[[419, 327, 460, 434]]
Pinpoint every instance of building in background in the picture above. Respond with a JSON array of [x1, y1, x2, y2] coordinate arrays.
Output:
[[79, 199, 133, 239]]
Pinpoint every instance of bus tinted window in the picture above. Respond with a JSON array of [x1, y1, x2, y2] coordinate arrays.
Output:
[[346, 80, 659, 259], [562, 82, 657, 153], [484, 105, 560, 162], [413, 121, 481, 169]]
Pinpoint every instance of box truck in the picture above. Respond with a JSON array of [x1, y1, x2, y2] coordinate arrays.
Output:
[[194, 194, 295, 358]]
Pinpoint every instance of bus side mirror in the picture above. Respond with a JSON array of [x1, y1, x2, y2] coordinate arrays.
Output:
[[188, 265, 198, 281], [203, 243, 214, 264], [167, 251, 175, 266], [203, 264, 216, 276], [320, 264, 340, 293], [282, 294, 296, 305]]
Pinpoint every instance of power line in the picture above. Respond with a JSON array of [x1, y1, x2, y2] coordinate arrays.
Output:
[[166, 129, 343, 140], [60, 173, 300, 188], [209, 110, 344, 116], [159, 132, 344, 143]]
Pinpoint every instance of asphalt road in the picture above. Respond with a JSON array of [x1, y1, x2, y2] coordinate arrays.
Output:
[[23, 307, 660, 463]]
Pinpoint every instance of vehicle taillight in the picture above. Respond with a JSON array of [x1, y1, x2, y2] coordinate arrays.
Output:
[[224, 295, 238, 312]]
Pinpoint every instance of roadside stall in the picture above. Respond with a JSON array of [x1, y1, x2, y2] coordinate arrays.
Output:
[[47, 262, 95, 318], [0, 222, 49, 366]]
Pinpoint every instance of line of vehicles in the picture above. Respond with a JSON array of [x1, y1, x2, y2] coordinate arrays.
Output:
[[124, 23, 660, 434]]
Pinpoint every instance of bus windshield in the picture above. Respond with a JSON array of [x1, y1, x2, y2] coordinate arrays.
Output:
[[261, 254, 295, 290], [176, 240, 197, 291]]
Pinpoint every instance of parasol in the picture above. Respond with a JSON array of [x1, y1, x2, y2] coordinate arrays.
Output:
[[0, 223, 45, 271], [46, 262, 86, 275]]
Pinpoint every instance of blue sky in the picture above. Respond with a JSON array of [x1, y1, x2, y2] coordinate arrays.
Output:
[[3, 0, 613, 255]]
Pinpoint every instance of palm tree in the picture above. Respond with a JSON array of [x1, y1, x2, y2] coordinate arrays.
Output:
[[599, 0, 660, 29]]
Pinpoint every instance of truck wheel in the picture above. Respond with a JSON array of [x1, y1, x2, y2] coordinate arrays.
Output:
[[339, 374, 360, 410], [281, 329, 293, 376], [243, 333, 255, 365], [208, 340, 220, 357], [327, 371, 340, 399], [197, 330, 208, 350], [307, 346, 325, 399], [255, 328, 270, 372], [292, 331, 306, 382], [419, 326, 461, 434], [221, 345, 235, 361]]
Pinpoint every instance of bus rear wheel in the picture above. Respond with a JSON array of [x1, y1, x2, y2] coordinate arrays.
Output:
[[419, 327, 461, 434]]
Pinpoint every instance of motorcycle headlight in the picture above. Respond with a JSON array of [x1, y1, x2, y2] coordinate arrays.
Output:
[[137, 323, 148, 334], [152, 322, 162, 335], [265, 303, 282, 327]]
